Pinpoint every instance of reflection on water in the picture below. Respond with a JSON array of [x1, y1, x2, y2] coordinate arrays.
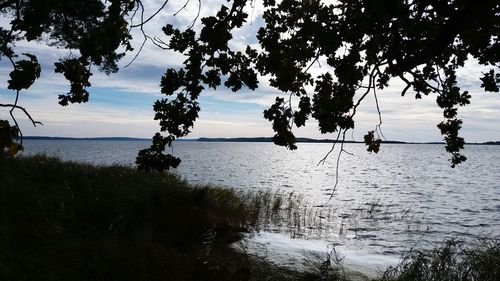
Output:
[[22, 140, 500, 256]]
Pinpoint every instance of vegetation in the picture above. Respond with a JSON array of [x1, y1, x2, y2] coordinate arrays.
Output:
[[152, 0, 499, 170], [0, 155, 499, 280], [296, 238, 500, 281], [0, 154, 347, 280], [1, 0, 499, 170], [378, 239, 500, 281], [0, 155, 265, 280], [2, 2, 498, 279]]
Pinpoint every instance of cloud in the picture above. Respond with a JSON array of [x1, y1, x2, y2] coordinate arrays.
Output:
[[1, 0, 498, 142]]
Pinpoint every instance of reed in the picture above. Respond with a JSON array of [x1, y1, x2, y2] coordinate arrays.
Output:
[[0, 155, 273, 280], [378, 238, 500, 281], [3, 155, 498, 281]]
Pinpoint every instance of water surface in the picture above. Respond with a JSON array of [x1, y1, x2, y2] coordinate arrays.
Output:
[[21, 140, 500, 272]]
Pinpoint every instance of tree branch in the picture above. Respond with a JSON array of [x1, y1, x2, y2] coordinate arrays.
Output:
[[407, 69, 442, 94], [187, 0, 202, 29], [320, 128, 349, 203], [317, 129, 342, 166], [1, 102, 43, 128], [399, 74, 412, 96], [173, 0, 191, 16], [130, 0, 169, 28], [351, 66, 377, 118], [372, 81, 386, 141]]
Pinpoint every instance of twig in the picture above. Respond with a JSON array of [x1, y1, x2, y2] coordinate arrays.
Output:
[[125, 0, 156, 67], [407, 69, 442, 93], [435, 64, 444, 89], [130, 0, 169, 28], [342, 148, 354, 156], [124, 33, 148, 67], [351, 66, 377, 118], [288, 91, 294, 128], [304, 52, 321, 73], [317, 130, 342, 166], [128, 1, 141, 28], [1, 4, 41, 148], [372, 75, 386, 140], [126, 0, 170, 67], [325, 129, 348, 203], [318, 65, 378, 167], [1, 103, 43, 128], [173, 0, 190, 16], [399, 74, 411, 96], [9, 91, 22, 143], [318, 64, 383, 202], [187, 0, 201, 29], [151, 36, 169, 49]]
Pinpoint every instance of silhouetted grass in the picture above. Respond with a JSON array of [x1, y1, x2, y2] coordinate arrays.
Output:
[[377, 238, 500, 281], [295, 238, 500, 281], [2, 155, 499, 281], [302, 250, 349, 281], [0, 155, 272, 280]]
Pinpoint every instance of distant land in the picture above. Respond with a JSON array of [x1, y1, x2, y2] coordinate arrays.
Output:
[[483, 141, 500, 145], [24, 136, 500, 145], [24, 136, 150, 141], [197, 137, 406, 144], [196, 138, 500, 145]]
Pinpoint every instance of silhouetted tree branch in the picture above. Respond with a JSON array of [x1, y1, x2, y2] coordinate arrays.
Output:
[[1, 0, 499, 171], [140, 0, 499, 171]]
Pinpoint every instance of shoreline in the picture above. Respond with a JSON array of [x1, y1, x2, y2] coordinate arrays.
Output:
[[239, 231, 399, 280], [23, 136, 500, 145], [1, 155, 498, 280]]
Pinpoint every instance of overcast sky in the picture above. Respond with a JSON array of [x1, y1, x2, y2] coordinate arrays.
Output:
[[0, 0, 498, 142]]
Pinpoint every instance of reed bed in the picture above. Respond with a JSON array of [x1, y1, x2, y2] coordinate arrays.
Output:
[[378, 238, 500, 281], [2, 155, 498, 281]]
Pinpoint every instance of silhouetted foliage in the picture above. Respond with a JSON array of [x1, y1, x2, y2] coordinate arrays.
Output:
[[151, 0, 499, 170], [1, 0, 499, 170], [1, 0, 135, 156]]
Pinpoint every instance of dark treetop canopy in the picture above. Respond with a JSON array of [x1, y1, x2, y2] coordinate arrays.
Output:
[[1, 0, 499, 171]]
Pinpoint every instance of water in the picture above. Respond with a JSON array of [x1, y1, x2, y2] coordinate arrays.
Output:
[[20, 140, 500, 274]]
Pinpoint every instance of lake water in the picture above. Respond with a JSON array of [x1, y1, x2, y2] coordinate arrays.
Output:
[[21, 140, 500, 275]]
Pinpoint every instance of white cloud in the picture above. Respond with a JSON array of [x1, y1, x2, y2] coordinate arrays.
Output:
[[1, 0, 498, 142]]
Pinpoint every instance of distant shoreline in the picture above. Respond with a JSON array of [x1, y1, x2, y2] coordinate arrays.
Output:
[[24, 136, 150, 141], [197, 137, 407, 144], [23, 136, 500, 145]]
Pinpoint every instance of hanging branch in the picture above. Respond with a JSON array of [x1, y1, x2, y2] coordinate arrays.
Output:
[[317, 63, 386, 200], [130, 0, 170, 28], [1, 91, 42, 149], [1, 102, 43, 128], [323, 128, 349, 204], [373, 83, 386, 141], [125, 0, 201, 67]]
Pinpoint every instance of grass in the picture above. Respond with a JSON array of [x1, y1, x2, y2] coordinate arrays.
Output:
[[378, 238, 500, 281], [293, 238, 500, 281], [0, 155, 266, 280], [1, 155, 499, 281]]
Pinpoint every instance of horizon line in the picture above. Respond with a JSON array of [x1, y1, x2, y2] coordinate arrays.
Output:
[[22, 136, 500, 145]]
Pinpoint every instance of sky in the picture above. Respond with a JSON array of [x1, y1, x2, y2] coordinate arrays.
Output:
[[0, 0, 499, 142]]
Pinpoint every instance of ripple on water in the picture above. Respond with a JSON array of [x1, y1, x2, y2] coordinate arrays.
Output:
[[22, 141, 500, 273]]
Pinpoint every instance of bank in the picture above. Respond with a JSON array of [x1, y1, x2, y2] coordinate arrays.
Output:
[[0, 155, 498, 280]]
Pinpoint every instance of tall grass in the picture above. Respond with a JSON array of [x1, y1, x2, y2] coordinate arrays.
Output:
[[378, 238, 500, 281], [0, 155, 276, 280], [2, 155, 498, 281], [298, 238, 500, 281]]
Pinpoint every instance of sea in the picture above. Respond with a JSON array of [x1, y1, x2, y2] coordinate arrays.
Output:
[[20, 139, 500, 276]]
